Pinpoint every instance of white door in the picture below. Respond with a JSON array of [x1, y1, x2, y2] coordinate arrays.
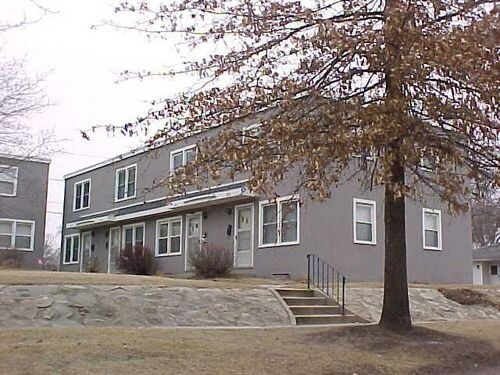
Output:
[[108, 227, 121, 273], [80, 232, 92, 273], [185, 213, 202, 271], [234, 204, 253, 268], [472, 262, 483, 285]]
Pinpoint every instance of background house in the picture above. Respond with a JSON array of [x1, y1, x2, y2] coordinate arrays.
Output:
[[58, 119, 473, 283], [473, 244, 500, 285], [0, 154, 50, 268]]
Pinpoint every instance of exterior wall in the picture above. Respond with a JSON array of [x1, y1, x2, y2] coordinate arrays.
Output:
[[59, 125, 472, 283], [0, 156, 49, 268], [473, 261, 500, 285]]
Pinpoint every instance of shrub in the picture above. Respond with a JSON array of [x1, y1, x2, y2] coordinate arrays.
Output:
[[118, 245, 156, 275], [85, 255, 100, 273], [189, 244, 233, 279], [0, 249, 24, 268]]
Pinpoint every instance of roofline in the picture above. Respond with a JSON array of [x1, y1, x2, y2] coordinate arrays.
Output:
[[63, 109, 271, 180], [0, 153, 51, 164], [63, 144, 151, 179]]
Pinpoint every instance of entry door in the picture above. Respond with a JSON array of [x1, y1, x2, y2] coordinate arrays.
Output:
[[185, 213, 202, 271], [80, 232, 92, 273], [108, 227, 121, 273], [234, 204, 253, 268]]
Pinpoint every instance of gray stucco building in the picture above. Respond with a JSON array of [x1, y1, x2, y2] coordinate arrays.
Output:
[[59, 123, 472, 283], [0, 154, 50, 268]]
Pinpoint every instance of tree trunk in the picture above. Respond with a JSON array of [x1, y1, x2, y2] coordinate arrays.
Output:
[[379, 150, 412, 332]]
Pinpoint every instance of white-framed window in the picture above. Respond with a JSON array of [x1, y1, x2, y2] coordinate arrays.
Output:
[[0, 165, 18, 197], [170, 145, 197, 172], [353, 198, 377, 245], [63, 234, 80, 264], [156, 216, 182, 256], [422, 208, 442, 250], [491, 264, 498, 276], [0, 219, 35, 251], [73, 179, 91, 211], [115, 164, 137, 201], [259, 195, 300, 247], [122, 223, 145, 249], [241, 123, 262, 144]]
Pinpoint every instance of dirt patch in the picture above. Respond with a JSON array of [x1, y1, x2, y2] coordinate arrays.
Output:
[[305, 323, 500, 375], [439, 288, 500, 311]]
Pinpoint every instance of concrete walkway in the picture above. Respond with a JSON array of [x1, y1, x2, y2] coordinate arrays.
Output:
[[0, 285, 291, 328]]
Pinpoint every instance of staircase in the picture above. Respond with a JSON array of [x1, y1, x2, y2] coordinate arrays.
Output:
[[276, 288, 366, 325]]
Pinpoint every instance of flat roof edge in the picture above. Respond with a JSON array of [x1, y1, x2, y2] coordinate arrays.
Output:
[[0, 153, 51, 164]]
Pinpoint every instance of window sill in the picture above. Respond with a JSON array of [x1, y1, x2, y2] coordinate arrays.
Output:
[[0, 247, 33, 252], [423, 247, 442, 251], [0, 193, 16, 197], [155, 252, 182, 258], [115, 195, 136, 203], [354, 240, 377, 246], [62, 261, 79, 265], [73, 206, 90, 213], [258, 241, 300, 249]]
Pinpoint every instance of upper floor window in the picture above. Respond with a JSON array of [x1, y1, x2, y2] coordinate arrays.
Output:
[[353, 198, 377, 245], [73, 179, 90, 211], [115, 164, 136, 201], [63, 234, 79, 264], [491, 264, 498, 276], [423, 208, 442, 250], [0, 165, 18, 197], [156, 216, 182, 256], [0, 219, 35, 251], [170, 145, 196, 172], [259, 196, 300, 247]]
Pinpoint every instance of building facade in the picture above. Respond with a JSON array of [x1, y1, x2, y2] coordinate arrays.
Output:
[[473, 244, 500, 285], [0, 154, 50, 268], [59, 122, 472, 283]]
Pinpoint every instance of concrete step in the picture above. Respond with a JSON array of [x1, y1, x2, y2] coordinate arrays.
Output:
[[289, 305, 342, 315], [295, 314, 362, 325], [275, 288, 315, 297], [282, 296, 328, 306]]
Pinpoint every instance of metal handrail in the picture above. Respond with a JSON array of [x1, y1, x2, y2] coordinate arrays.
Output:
[[307, 253, 346, 315]]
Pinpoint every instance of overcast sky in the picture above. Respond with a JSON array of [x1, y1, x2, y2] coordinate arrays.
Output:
[[1, 0, 197, 238]]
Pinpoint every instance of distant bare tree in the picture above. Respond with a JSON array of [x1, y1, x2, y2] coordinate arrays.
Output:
[[472, 182, 500, 248], [0, 0, 55, 157]]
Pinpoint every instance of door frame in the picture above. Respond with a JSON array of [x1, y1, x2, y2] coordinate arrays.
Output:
[[233, 203, 254, 269], [79, 231, 92, 273], [185, 212, 203, 272], [108, 226, 121, 274]]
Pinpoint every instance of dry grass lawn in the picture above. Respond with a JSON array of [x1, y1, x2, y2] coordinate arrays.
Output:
[[0, 269, 306, 289], [0, 321, 499, 375]]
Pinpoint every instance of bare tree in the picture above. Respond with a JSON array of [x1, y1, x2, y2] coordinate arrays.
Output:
[[0, 0, 54, 157], [110, 1, 499, 332]]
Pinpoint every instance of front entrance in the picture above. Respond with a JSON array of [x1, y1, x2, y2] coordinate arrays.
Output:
[[80, 231, 92, 272], [185, 212, 202, 271], [108, 227, 121, 273], [234, 204, 254, 268]]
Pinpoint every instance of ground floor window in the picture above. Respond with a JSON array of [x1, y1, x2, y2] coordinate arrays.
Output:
[[423, 208, 442, 250], [122, 223, 144, 249], [491, 264, 498, 276], [64, 234, 80, 264], [156, 216, 182, 256], [0, 219, 35, 251], [259, 196, 300, 247]]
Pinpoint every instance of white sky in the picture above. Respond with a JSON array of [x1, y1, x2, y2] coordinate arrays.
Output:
[[1, 0, 197, 239]]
